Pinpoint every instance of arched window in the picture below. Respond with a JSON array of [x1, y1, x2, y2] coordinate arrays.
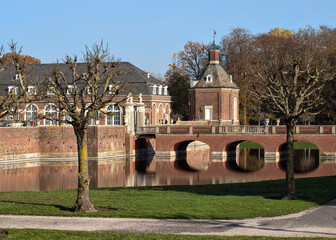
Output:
[[44, 104, 57, 126], [106, 105, 120, 125], [25, 104, 38, 126], [206, 75, 212, 82]]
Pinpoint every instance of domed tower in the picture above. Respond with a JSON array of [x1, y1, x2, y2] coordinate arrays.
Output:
[[188, 46, 239, 125]]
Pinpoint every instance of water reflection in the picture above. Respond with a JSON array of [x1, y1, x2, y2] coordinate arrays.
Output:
[[279, 149, 319, 172], [237, 148, 265, 172]]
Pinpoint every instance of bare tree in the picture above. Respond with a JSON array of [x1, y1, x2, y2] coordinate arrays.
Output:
[[251, 27, 335, 199], [45, 41, 124, 212], [0, 41, 40, 121], [178, 41, 208, 79]]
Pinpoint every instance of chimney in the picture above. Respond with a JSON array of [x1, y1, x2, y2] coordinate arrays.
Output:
[[209, 49, 220, 64]]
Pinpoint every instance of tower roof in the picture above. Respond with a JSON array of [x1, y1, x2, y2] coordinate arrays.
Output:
[[194, 49, 239, 89]]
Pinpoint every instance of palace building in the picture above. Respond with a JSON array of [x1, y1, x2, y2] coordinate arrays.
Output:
[[0, 62, 171, 126]]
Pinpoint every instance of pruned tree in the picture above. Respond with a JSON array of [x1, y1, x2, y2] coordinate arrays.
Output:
[[251, 27, 335, 199], [0, 41, 40, 121], [178, 41, 208, 79], [45, 41, 124, 212]]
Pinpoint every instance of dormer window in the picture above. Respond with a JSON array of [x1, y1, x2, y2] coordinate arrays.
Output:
[[67, 85, 74, 95], [8, 86, 18, 95], [206, 75, 213, 82], [47, 86, 55, 96], [151, 84, 157, 94], [28, 86, 37, 95], [158, 85, 162, 95], [108, 84, 119, 95], [163, 86, 168, 95]]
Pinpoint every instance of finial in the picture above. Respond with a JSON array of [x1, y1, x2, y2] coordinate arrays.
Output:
[[213, 29, 217, 47]]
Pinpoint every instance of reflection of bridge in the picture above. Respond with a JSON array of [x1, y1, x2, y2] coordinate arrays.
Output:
[[135, 125, 336, 185]]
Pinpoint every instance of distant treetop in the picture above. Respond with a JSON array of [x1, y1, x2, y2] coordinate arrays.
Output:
[[1, 52, 41, 65]]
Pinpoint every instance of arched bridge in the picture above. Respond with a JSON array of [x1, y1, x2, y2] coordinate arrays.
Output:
[[135, 125, 336, 185]]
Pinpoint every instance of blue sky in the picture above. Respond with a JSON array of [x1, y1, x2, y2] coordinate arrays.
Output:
[[1, 0, 335, 76]]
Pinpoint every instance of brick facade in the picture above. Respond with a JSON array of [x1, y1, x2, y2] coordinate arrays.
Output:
[[189, 49, 239, 124]]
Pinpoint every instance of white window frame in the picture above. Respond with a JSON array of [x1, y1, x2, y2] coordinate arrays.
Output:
[[47, 86, 55, 96], [67, 85, 75, 95], [28, 86, 37, 95], [151, 84, 157, 94], [25, 104, 38, 126], [206, 75, 212, 82], [44, 104, 57, 126], [108, 84, 119, 95], [204, 106, 212, 120], [163, 86, 168, 95], [106, 105, 120, 125], [8, 86, 18, 95]]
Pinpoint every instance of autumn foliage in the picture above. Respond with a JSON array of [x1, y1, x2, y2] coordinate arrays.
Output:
[[1, 52, 41, 65]]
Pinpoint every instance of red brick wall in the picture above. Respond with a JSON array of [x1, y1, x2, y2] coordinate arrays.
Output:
[[0, 126, 127, 191]]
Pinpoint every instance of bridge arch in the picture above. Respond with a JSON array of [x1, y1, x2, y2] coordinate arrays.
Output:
[[224, 140, 265, 172], [170, 140, 211, 172]]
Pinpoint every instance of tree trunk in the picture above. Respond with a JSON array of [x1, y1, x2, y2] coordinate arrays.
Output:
[[74, 128, 97, 212], [284, 119, 298, 200]]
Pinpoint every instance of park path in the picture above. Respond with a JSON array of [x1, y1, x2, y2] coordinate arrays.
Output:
[[0, 199, 335, 238]]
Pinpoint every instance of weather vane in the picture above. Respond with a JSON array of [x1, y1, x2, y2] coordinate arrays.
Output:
[[213, 29, 217, 47]]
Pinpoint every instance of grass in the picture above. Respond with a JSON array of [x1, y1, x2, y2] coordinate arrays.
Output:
[[1, 229, 335, 240], [0, 177, 335, 219], [239, 141, 318, 150]]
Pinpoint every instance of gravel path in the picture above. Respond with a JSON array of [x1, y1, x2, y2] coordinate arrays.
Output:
[[0, 199, 335, 238]]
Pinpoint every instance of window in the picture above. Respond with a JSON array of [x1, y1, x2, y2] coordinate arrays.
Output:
[[151, 84, 157, 94], [64, 105, 74, 126], [28, 86, 37, 95], [47, 86, 55, 96], [44, 104, 57, 126], [158, 85, 162, 95], [106, 105, 120, 125], [108, 84, 119, 95], [89, 111, 99, 126], [67, 85, 75, 95], [25, 104, 38, 126], [163, 86, 168, 95], [6, 107, 18, 121], [205, 106, 212, 120], [8, 86, 18, 95], [64, 112, 73, 125], [206, 75, 212, 82]]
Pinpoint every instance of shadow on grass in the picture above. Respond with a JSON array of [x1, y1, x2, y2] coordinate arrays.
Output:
[[0, 200, 75, 212], [0, 200, 119, 214], [0, 230, 7, 239], [95, 176, 336, 205]]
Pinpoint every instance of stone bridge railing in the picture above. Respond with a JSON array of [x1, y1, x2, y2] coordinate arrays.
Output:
[[136, 125, 336, 135]]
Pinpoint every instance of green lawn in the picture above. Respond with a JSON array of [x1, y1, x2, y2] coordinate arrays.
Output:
[[0, 229, 334, 240], [239, 141, 318, 150], [0, 177, 335, 219]]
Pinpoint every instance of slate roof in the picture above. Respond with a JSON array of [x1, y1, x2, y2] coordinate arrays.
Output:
[[0, 62, 168, 96], [194, 63, 239, 89]]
